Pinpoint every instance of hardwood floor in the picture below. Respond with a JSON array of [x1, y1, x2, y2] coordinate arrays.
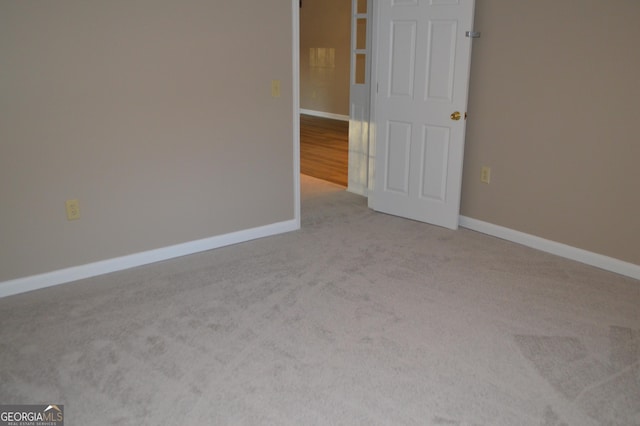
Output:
[[300, 114, 348, 187]]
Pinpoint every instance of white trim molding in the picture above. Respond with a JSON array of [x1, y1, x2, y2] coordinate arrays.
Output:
[[0, 219, 299, 299], [300, 109, 350, 122], [292, 0, 301, 229], [459, 216, 640, 281]]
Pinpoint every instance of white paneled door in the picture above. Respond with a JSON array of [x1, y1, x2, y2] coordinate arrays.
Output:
[[368, 0, 476, 229]]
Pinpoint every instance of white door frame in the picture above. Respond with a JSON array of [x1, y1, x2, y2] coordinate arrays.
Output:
[[367, 0, 379, 195], [293, 0, 301, 227]]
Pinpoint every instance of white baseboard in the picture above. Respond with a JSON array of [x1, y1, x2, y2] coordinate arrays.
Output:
[[0, 219, 299, 299], [300, 109, 349, 122], [459, 216, 640, 281]]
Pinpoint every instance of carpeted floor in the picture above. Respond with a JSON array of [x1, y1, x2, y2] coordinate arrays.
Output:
[[1, 175, 639, 425]]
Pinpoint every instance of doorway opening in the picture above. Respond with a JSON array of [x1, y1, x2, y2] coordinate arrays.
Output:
[[298, 0, 371, 193]]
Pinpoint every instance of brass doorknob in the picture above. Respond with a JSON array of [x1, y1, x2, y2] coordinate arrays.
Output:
[[450, 111, 462, 121]]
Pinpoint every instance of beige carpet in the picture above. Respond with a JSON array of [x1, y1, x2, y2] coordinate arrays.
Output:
[[1, 175, 639, 425]]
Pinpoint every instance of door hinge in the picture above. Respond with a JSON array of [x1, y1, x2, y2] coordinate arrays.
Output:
[[465, 31, 481, 38]]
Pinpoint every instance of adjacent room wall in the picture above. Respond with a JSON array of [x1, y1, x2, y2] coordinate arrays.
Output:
[[299, 0, 351, 116], [0, 1, 295, 282], [462, 0, 640, 265]]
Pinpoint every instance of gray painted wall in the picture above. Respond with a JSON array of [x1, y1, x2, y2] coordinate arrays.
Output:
[[0, 1, 295, 281], [463, 0, 640, 265], [2, 0, 638, 284]]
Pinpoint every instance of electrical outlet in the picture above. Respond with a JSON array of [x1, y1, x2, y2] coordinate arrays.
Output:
[[66, 199, 80, 220], [271, 80, 281, 98], [480, 166, 491, 184]]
